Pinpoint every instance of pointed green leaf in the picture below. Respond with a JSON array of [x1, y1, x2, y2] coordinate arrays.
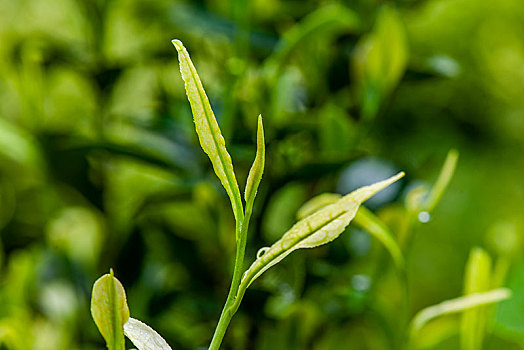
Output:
[[124, 318, 173, 350], [425, 149, 459, 212], [0, 118, 46, 173], [353, 206, 404, 269], [239, 172, 404, 291], [265, 3, 361, 79], [353, 5, 408, 120], [172, 39, 243, 220], [297, 192, 404, 269], [461, 247, 492, 350], [410, 288, 510, 337], [244, 115, 265, 211], [91, 270, 129, 350]]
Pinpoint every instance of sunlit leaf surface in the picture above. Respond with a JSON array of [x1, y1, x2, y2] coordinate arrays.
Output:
[[240, 172, 404, 290], [91, 271, 129, 350], [124, 317, 173, 350]]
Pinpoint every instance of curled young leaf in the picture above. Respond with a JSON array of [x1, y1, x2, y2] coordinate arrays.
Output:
[[91, 270, 129, 350], [244, 115, 265, 211], [124, 318, 173, 350], [239, 172, 404, 291], [172, 39, 243, 221]]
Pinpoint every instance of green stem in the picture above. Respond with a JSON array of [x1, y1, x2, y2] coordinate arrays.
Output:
[[209, 203, 254, 350]]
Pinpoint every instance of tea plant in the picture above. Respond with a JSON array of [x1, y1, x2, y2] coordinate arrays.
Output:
[[90, 40, 511, 350]]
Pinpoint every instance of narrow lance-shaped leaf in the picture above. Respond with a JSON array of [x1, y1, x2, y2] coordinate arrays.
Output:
[[264, 3, 361, 79], [461, 247, 492, 350], [409, 288, 511, 337], [172, 39, 243, 220], [124, 318, 173, 350], [297, 193, 404, 269], [239, 172, 404, 291], [352, 5, 408, 121], [424, 149, 459, 212], [353, 206, 404, 269], [91, 270, 129, 350], [244, 115, 265, 211]]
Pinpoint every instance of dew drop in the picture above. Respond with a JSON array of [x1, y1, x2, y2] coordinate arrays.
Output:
[[257, 247, 270, 259], [418, 211, 431, 223]]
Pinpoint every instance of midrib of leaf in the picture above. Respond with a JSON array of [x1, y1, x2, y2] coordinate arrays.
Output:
[[280, 211, 344, 252], [300, 211, 346, 244], [297, 193, 404, 269], [109, 271, 124, 350], [187, 66, 243, 219], [107, 274, 118, 349]]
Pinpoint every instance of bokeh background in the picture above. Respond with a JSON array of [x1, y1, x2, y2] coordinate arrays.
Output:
[[0, 0, 523, 349]]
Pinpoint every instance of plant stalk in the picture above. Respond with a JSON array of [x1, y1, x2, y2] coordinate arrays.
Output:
[[209, 203, 254, 350]]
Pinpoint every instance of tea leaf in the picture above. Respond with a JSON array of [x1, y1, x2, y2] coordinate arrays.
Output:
[[319, 104, 355, 156], [124, 318, 173, 350], [296, 193, 342, 220], [425, 149, 459, 211], [410, 317, 460, 350], [353, 206, 404, 269], [172, 39, 243, 220], [0, 118, 46, 173], [353, 5, 408, 120], [240, 172, 404, 290], [493, 260, 524, 339], [244, 115, 265, 211], [461, 247, 492, 350], [265, 3, 360, 78], [410, 288, 510, 336], [91, 270, 129, 350], [297, 193, 404, 269]]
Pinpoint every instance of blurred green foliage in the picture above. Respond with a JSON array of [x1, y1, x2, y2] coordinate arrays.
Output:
[[0, 0, 523, 349]]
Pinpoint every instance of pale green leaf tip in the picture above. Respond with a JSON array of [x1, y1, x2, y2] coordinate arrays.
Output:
[[365, 171, 405, 195], [244, 114, 265, 203], [256, 114, 264, 145], [353, 171, 404, 202], [171, 39, 183, 51], [500, 287, 512, 298], [391, 171, 405, 183], [448, 148, 459, 158]]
